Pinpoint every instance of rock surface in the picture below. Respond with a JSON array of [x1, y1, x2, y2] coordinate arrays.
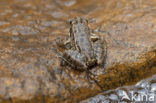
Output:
[[81, 74, 156, 103], [0, 0, 155, 102]]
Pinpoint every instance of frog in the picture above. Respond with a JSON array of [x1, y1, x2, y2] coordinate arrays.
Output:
[[55, 17, 107, 71]]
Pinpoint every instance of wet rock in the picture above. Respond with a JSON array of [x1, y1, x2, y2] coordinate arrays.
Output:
[[0, 21, 9, 26], [0, 0, 155, 103], [49, 11, 69, 18], [81, 74, 156, 103], [55, 0, 77, 7], [3, 25, 39, 35]]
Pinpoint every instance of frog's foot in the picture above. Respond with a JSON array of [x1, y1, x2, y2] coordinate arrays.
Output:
[[54, 36, 71, 49], [86, 58, 97, 68], [90, 33, 99, 42], [60, 58, 67, 66]]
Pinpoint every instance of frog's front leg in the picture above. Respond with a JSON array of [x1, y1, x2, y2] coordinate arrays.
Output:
[[91, 33, 107, 67], [62, 49, 88, 71], [55, 36, 72, 50]]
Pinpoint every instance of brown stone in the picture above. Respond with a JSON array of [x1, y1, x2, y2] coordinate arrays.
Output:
[[0, 0, 155, 102]]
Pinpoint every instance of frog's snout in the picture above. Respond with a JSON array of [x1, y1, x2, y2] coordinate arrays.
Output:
[[86, 59, 97, 67]]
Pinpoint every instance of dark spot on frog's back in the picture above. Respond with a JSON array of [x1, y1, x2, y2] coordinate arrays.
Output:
[[80, 38, 84, 42]]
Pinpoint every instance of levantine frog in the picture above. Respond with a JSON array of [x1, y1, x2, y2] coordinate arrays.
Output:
[[55, 17, 107, 71]]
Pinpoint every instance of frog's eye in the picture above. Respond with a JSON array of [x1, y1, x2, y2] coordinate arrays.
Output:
[[70, 20, 77, 25], [73, 20, 77, 24], [69, 20, 73, 25], [85, 19, 88, 24]]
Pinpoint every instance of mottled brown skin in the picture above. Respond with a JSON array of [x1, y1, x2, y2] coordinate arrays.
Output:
[[57, 17, 107, 71]]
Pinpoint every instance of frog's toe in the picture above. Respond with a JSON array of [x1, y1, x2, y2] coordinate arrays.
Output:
[[86, 59, 97, 67], [60, 58, 67, 66], [90, 33, 99, 42]]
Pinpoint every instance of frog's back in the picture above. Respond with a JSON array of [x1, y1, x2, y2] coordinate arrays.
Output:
[[74, 24, 93, 54], [70, 18, 95, 61]]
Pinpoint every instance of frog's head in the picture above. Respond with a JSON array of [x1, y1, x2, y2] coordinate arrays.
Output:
[[69, 17, 89, 34], [69, 17, 88, 26]]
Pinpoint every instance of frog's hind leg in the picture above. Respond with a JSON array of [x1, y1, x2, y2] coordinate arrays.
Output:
[[62, 50, 88, 71], [91, 34, 107, 68]]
